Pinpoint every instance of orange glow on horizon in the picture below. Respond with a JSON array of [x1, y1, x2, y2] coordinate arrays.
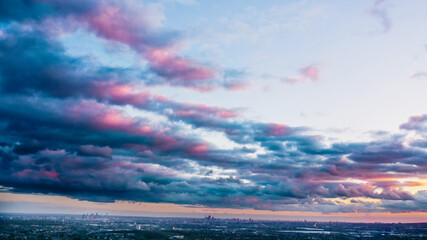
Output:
[[1, 192, 425, 223]]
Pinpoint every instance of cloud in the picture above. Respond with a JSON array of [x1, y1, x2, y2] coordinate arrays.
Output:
[[411, 72, 427, 79], [381, 191, 427, 213], [78, 145, 113, 159], [400, 114, 427, 131], [370, 0, 391, 33], [0, 102, 425, 211], [282, 65, 319, 84], [333, 184, 413, 200], [0, 0, 244, 91], [0, 0, 425, 214]]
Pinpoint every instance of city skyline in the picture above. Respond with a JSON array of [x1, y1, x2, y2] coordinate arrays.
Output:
[[0, 0, 426, 223]]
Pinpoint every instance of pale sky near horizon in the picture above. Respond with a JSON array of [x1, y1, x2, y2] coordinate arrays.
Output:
[[0, 0, 426, 222]]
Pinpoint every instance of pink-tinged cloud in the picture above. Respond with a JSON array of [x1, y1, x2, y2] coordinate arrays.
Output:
[[154, 134, 179, 151], [61, 98, 233, 155], [91, 82, 240, 125], [223, 81, 248, 91], [81, 2, 217, 88], [176, 110, 197, 118], [16, 169, 58, 180], [183, 103, 239, 119], [219, 110, 237, 119], [400, 115, 427, 131], [67, 101, 137, 132], [83, 3, 145, 47], [42, 170, 59, 179], [188, 144, 209, 155], [1, 0, 244, 94], [94, 82, 150, 106], [301, 66, 319, 81], [266, 123, 291, 136], [176, 108, 236, 120], [146, 48, 215, 82], [152, 95, 240, 120], [282, 65, 319, 84], [99, 110, 133, 129], [15, 169, 33, 178], [139, 126, 153, 135]]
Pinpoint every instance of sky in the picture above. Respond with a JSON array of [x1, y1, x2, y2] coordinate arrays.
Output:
[[0, 0, 426, 223]]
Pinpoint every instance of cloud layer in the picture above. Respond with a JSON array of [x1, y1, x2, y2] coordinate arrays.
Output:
[[0, 0, 425, 214]]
